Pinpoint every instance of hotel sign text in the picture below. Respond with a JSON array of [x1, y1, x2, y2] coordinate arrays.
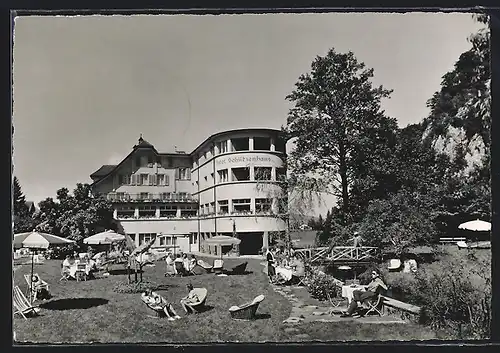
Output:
[[216, 155, 273, 166]]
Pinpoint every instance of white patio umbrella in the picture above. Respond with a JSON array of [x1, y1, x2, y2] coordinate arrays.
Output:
[[458, 219, 491, 232], [204, 235, 241, 261], [83, 230, 126, 245], [14, 230, 75, 303]]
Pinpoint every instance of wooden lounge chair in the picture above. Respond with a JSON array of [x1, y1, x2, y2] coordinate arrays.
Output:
[[13, 285, 39, 320], [229, 294, 265, 320], [229, 262, 248, 275], [181, 288, 208, 313], [60, 264, 71, 281], [197, 259, 213, 273], [75, 263, 88, 281], [213, 259, 224, 274], [141, 296, 167, 318]]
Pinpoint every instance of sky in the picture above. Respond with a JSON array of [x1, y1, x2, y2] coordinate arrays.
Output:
[[12, 13, 484, 214]]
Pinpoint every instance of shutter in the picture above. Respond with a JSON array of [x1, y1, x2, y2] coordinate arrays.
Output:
[[153, 174, 158, 186], [165, 174, 170, 186], [175, 169, 180, 180], [131, 174, 137, 185], [148, 175, 153, 185], [186, 169, 191, 180]]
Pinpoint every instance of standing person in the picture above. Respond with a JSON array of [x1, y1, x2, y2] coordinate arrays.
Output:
[[165, 252, 175, 276], [352, 232, 363, 248], [182, 253, 190, 272], [266, 247, 276, 282], [340, 269, 388, 317]]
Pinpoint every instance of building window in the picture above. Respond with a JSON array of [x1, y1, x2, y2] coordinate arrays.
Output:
[[157, 174, 169, 186], [232, 198, 251, 214], [255, 167, 272, 181], [117, 206, 135, 218], [209, 146, 215, 158], [218, 169, 228, 183], [127, 233, 136, 242], [159, 205, 177, 218], [138, 205, 156, 218], [139, 173, 148, 185], [139, 192, 149, 200], [231, 137, 249, 151], [148, 174, 156, 185], [218, 200, 229, 214], [159, 236, 166, 246], [275, 137, 286, 153], [217, 140, 228, 154], [139, 233, 156, 246], [176, 168, 191, 180], [116, 192, 125, 201], [232, 167, 250, 181], [189, 233, 198, 245], [255, 198, 272, 213], [276, 167, 286, 182], [178, 192, 188, 201], [254, 137, 271, 150], [180, 205, 197, 217], [160, 192, 171, 200], [210, 202, 215, 214]]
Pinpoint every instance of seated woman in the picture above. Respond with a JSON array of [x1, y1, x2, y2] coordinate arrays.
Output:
[[32, 274, 51, 300], [189, 255, 197, 272], [165, 252, 176, 276], [141, 289, 181, 321], [180, 283, 200, 314]]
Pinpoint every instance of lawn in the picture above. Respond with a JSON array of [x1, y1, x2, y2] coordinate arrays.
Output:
[[13, 257, 437, 343]]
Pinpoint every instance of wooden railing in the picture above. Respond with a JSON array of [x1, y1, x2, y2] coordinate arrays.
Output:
[[294, 246, 378, 263], [329, 246, 378, 261]]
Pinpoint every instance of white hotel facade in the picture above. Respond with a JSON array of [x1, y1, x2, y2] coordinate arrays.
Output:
[[90, 129, 287, 255]]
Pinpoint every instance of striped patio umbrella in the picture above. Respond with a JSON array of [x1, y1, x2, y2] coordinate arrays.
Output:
[[13, 230, 75, 303], [83, 230, 126, 245], [204, 235, 241, 261]]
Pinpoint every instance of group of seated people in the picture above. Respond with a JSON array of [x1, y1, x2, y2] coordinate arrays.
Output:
[[266, 246, 306, 285], [141, 283, 202, 321], [61, 252, 98, 280], [165, 252, 197, 276]]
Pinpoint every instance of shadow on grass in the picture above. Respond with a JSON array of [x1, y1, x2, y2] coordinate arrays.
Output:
[[39, 298, 109, 311], [254, 313, 271, 320], [228, 271, 254, 276], [108, 269, 144, 275], [193, 305, 214, 313]]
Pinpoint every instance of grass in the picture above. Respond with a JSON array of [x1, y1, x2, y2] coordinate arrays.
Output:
[[13, 257, 437, 343]]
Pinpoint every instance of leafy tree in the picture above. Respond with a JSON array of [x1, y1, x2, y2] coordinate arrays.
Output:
[[34, 183, 115, 243], [285, 48, 398, 221]]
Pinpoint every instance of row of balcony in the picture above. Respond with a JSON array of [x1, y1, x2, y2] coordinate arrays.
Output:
[[115, 209, 281, 220], [104, 192, 198, 203]]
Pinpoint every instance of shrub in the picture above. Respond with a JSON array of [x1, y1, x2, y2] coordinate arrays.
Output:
[[385, 254, 491, 339], [305, 271, 342, 301]]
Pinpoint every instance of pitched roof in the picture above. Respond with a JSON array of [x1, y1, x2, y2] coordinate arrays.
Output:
[[134, 136, 155, 149], [90, 165, 117, 178]]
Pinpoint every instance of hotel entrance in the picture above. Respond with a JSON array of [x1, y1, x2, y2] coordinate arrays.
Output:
[[238, 232, 263, 255]]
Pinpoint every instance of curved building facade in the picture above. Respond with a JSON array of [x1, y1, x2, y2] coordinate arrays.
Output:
[[90, 128, 287, 256], [192, 129, 287, 255]]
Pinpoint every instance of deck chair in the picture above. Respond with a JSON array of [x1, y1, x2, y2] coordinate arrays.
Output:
[[360, 286, 387, 317], [229, 294, 265, 320], [165, 264, 176, 277], [181, 288, 208, 313], [213, 259, 224, 274], [140, 296, 167, 318], [13, 285, 39, 320], [197, 259, 213, 273], [229, 262, 247, 275], [75, 263, 88, 281]]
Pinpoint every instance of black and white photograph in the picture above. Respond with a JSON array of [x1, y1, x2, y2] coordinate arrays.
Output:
[[12, 11, 491, 343]]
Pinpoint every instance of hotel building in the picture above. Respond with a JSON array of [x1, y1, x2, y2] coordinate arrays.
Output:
[[90, 129, 287, 255]]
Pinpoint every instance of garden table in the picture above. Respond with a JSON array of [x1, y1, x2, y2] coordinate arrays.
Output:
[[341, 284, 367, 304]]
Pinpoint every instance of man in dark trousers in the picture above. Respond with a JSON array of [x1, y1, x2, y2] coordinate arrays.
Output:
[[266, 247, 276, 281], [340, 269, 388, 317]]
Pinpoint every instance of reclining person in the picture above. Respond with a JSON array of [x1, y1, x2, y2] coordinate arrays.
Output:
[[141, 289, 181, 321], [341, 269, 388, 318], [32, 274, 51, 300], [180, 283, 200, 314]]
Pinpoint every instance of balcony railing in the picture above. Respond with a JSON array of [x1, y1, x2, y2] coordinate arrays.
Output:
[[105, 192, 198, 203]]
